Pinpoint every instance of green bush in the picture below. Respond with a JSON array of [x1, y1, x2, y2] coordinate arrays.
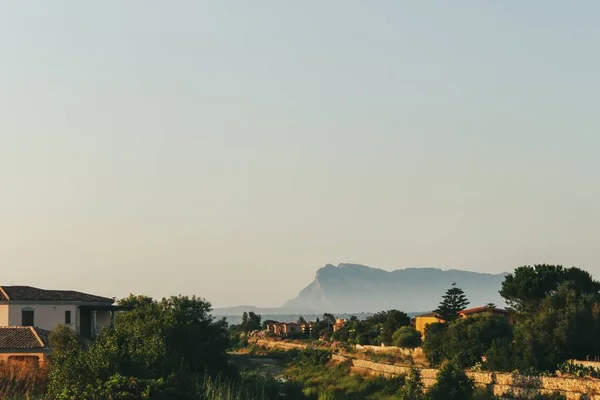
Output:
[[398, 367, 425, 400], [294, 348, 332, 366], [392, 326, 423, 349], [428, 361, 474, 400]]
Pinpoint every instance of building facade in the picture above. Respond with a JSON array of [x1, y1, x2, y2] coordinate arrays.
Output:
[[0, 286, 128, 340]]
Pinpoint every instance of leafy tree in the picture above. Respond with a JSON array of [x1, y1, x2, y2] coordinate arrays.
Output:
[[297, 316, 307, 325], [500, 264, 600, 313], [309, 318, 321, 340], [428, 361, 474, 400], [357, 331, 378, 345], [509, 284, 600, 371], [436, 283, 469, 322], [443, 313, 513, 368], [332, 326, 350, 342], [423, 323, 448, 366], [322, 313, 336, 326], [398, 367, 425, 400], [47, 326, 91, 398], [48, 295, 233, 399], [366, 310, 411, 345], [392, 326, 422, 349], [241, 311, 262, 332], [484, 337, 519, 372], [117, 294, 154, 308]]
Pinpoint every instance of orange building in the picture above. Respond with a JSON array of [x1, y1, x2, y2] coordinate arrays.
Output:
[[267, 322, 302, 336], [415, 306, 509, 338], [333, 318, 346, 332], [414, 312, 444, 338]]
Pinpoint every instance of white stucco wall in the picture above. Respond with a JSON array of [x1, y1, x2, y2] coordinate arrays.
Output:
[[8, 304, 78, 331], [0, 305, 9, 326]]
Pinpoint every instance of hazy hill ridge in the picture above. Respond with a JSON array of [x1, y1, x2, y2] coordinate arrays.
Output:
[[282, 263, 508, 313]]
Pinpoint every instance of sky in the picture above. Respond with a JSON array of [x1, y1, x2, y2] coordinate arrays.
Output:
[[1, 1, 599, 308]]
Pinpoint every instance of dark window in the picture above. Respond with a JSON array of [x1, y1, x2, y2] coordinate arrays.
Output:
[[22, 310, 34, 326], [65, 310, 72, 324]]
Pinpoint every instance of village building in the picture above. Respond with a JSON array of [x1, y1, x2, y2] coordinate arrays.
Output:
[[266, 322, 302, 336], [414, 306, 509, 338], [333, 318, 347, 332], [0, 285, 131, 362]]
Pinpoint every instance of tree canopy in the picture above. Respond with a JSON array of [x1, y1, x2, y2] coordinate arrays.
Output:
[[500, 264, 600, 312], [241, 311, 262, 332], [392, 326, 422, 349], [48, 295, 232, 399]]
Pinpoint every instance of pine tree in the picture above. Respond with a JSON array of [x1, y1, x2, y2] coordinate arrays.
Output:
[[435, 283, 469, 322]]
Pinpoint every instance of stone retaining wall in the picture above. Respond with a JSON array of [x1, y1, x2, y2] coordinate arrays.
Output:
[[257, 340, 600, 399]]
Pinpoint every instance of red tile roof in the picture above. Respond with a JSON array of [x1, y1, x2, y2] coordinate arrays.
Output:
[[0, 327, 50, 349]]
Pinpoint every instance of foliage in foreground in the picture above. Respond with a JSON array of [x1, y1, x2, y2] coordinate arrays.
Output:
[[48, 295, 236, 399], [428, 361, 474, 400], [0, 360, 48, 399], [285, 351, 404, 399]]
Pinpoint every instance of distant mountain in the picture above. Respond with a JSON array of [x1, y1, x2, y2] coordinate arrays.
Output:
[[283, 263, 508, 313]]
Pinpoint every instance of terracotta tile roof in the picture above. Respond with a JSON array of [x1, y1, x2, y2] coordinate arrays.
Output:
[[0, 327, 50, 349], [0, 286, 114, 303]]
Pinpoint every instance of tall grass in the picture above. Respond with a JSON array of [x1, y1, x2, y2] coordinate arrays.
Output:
[[0, 359, 48, 399], [200, 374, 269, 400]]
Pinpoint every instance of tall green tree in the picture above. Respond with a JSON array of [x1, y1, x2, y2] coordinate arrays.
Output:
[[398, 367, 425, 400], [322, 313, 336, 326], [365, 310, 411, 345], [509, 284, 600, 371], [444, 313, 513, 368], [500, 264, 600, 313], [241, 311, 262, 332], [436, 283, 469, 322], [423, 323, 448, 366]]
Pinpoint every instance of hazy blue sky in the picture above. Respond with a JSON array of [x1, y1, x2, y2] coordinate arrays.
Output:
[[1, 1, 598, 308]]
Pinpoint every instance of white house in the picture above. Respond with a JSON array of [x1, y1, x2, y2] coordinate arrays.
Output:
[[0, 286, 130, 340]]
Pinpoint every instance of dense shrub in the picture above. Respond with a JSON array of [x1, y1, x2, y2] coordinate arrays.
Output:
[[428, 361, 474, 400], [397, 367, 425, 400], [47, 295, 235, 400], [392, 326, 422, 349]]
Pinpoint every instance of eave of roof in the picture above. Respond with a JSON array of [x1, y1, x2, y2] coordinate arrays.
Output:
[[0, 286, 114, 303]]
